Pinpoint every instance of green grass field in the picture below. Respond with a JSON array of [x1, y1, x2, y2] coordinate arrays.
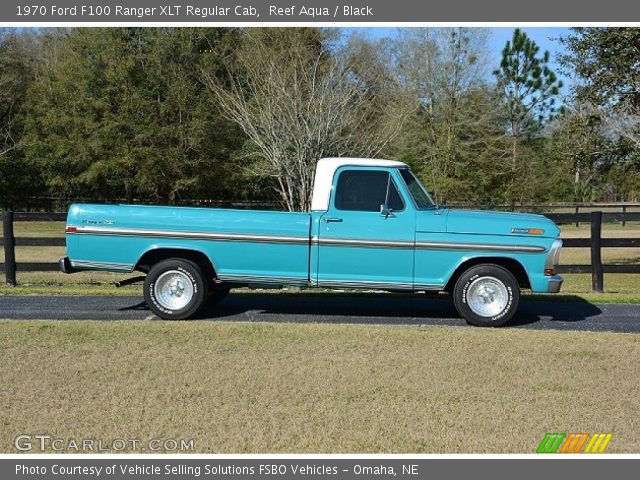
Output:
[[2, 321, 639, 453], [2, 221, 639, 303]]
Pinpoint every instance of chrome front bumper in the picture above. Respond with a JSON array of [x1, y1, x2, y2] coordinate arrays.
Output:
[[547, 275, 564, 293]]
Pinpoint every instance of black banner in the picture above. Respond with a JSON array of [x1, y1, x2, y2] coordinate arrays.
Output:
[[2, 0, 640, 23], [3, 458, 640, 480]]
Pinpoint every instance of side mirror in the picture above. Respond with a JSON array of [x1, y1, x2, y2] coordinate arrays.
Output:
[[380, 204, 394, 218]]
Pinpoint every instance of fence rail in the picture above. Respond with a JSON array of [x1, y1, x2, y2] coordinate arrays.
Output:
[[2, 209, 640, 292], [547, 211, 640, 226]]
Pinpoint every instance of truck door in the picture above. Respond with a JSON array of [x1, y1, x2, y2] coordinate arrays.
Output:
[[316, 167, 416, 289]]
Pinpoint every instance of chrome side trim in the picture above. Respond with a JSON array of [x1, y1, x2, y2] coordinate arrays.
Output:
[[70, 226, 309, 245], [313, 237, 547, 253], [415, 240, 547, 253], [70, 260, 134, 272], [316, 280, 443, 291], [414, 283, 446, 291], [318, 280, 413, 290], [218, 275, 443, 292], [217, 274, 310, 286], [312, 237, 411, 249]]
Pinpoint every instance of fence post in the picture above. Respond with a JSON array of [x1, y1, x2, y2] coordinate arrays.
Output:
[[575, 205, 580, 227], [2, 210, 17, 286], [621, 205, 626, 227], [590, 211, 603, 293]]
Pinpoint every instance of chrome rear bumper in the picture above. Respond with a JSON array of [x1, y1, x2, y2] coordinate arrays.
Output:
[[59, 256, 79, 274]]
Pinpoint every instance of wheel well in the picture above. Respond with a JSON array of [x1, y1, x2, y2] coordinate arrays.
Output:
[[444, 257, 531, 292], [135, 248, 216, 278]]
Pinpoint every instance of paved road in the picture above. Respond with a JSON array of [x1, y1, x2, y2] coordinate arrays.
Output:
[[0, 294, 639, 332]]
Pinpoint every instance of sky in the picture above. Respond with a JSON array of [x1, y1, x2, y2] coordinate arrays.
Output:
[[346, 27, 573, 94]]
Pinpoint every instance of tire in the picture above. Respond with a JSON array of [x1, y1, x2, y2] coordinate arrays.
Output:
[[144, 258, 208, 320], [208, 285, 231, 305], [453, 264, 520, 327]]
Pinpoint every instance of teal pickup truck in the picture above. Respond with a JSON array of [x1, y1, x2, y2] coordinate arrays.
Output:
[[60, 157, 563, 326]]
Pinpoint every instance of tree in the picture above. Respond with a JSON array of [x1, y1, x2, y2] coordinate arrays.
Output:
[[0, 30, 23, 158], [22, 28, 245, 204], [560, 27, 640, 201], [494, 28, 562, 202], [202, 28, 412, 212], [561, 28, 640, 110], [385, 28, 508, 203], [544, 103, 605, 202], [0, 29, 43, 209]]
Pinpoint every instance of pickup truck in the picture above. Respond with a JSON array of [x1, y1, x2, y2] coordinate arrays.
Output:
[[60, 157, 563, 326]]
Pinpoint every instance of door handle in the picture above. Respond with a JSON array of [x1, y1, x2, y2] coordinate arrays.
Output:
[[323, 217, 343, 223]]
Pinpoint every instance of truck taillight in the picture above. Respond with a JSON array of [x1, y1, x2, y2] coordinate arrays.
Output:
[[65, 226, 77, 233], [544, 239, 562, 276]]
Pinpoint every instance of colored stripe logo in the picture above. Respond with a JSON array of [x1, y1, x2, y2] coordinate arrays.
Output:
[[584, 433, 613, 453], [537, 433, 612, 453]]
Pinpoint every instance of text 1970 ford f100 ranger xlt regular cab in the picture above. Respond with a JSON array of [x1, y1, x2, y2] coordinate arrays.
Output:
[[60, 157, 563, 326]]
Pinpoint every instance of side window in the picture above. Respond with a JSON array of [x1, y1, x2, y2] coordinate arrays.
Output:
[[334, 170, 404, 212]]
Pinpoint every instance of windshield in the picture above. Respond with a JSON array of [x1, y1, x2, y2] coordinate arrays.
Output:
[[398, 168, 435, 209]]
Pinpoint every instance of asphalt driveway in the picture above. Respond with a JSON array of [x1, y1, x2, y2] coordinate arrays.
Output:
[[1, 294, 639, 332]]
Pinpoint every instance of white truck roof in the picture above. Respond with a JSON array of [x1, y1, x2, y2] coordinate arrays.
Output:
[[310, 157, 408, 211]]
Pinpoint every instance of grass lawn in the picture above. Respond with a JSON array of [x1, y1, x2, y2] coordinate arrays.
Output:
[[1, 221, 639, 303], [1, 321, 639, 453]]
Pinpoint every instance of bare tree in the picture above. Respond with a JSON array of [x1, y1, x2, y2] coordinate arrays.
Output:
[[202, 28, 412, 211], [0, 29, 40, 158], [0, 67, 16, 157], [384, 28, 500, 201], [387, 28, 489, 107], [603, 103, 640, 148], [0, 31, 21, 157]]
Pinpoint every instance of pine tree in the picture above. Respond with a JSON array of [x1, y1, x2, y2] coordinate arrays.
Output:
[[494, 29, 562, 203]]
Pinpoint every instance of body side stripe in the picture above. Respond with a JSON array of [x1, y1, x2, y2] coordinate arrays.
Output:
[[69, 226, 546, 254], [71, 226, 309, 245]]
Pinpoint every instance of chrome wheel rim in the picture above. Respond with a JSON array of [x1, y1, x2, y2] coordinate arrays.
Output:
[[154, 270, 194, 311], [467, 276, 509, 317]]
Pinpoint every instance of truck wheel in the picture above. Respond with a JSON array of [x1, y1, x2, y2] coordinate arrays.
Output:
[[453, 264, 520, 327], [144, 258, 208, 320]]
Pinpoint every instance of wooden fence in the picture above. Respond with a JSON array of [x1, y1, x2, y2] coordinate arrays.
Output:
[[2, 210, 640, 292], [549, 211, 640, 292], [1, 212, 66, 286]]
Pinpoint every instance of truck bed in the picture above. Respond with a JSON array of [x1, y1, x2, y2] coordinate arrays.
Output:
[[65, 204, 312, 283]]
